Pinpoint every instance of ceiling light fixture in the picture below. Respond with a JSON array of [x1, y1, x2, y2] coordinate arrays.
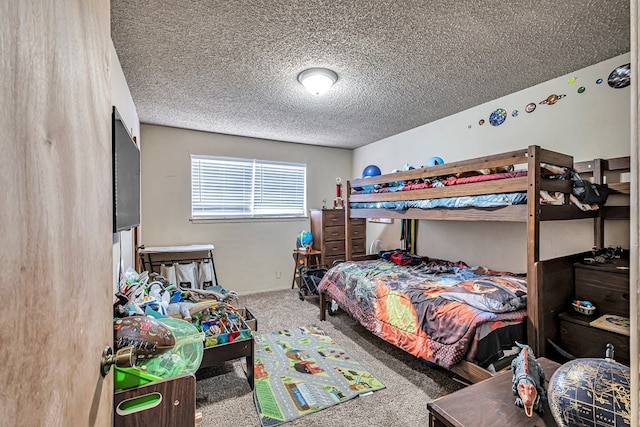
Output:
[[297, 68, 338, 96]]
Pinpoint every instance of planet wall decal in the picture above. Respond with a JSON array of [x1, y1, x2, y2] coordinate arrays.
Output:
[[608, 63, 631, 89], [525, 102, 537, 113], [489, 108, 507, 126], [539, 94, 566, 105]]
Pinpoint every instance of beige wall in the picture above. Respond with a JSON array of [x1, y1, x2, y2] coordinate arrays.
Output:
[[111, 42, 141, 291], [139, 125, 352, 294], [355, 53, 631, 273], [138, 54, 630, 285]]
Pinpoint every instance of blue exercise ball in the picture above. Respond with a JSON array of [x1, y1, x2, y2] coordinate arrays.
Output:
[[426, 156, 444, 166], [297, 230, 313, 247], [362, 164, 381, 178]]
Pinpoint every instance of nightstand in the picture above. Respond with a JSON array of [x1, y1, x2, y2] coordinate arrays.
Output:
[[558, 311, 629, 364], [428, 358, 560, 427], [557, 258, 630, 365], [573, 259, 629, 318]]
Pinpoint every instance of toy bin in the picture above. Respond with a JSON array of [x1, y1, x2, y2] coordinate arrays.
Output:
[[114, 367, 162, 391], [238, 307, 257, 331], [200, 307, 256, 349]]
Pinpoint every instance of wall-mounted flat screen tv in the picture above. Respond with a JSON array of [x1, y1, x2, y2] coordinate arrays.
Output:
[[112, 106, 140, 233]]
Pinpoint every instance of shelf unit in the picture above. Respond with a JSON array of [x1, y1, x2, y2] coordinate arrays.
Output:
[[138, 244, 218, 287], [558, 258, 630, 365]]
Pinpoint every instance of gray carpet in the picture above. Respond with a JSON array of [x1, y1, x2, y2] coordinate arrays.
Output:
[[195, 289, 464, 426]]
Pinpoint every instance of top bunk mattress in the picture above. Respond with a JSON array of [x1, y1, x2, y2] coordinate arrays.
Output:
[[349, 164, 603, 213]]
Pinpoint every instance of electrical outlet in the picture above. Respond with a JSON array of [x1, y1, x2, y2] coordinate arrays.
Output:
[[276, 271, 281, 279]]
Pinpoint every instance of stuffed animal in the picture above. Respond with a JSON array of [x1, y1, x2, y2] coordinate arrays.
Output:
[[166, 301, 215, 321], [511, 341, 546, 417], [147, 281, 171, 315]]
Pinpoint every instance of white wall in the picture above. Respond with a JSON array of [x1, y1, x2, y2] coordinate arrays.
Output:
[[139, 125, 352, 294], [354, 53, 631, 273], [111, 42, 141, 290]]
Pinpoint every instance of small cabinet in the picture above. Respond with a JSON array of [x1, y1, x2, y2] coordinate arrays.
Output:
[[574, 261, 630, 317], [559, 311, 629, 365], [310, 209, 366, 267], [558, 258, 630, 365]]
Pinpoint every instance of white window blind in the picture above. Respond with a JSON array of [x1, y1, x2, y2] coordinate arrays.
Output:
[[191, 155, 307, 219]]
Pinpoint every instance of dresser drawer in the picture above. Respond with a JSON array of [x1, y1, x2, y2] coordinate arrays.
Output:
[[324, 240, 346, 257], [324, 225, 345, 242], [559, 316, 629, 365], [325, 255, 346, 267], [309, 209, 367, 269], [323, 210, 345, 227], [351, 238, 366, 254], [575, 266, 629, 317], [350, 224, 365, 239]]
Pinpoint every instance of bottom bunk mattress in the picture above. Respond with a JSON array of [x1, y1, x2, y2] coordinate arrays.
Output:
[[317, 257, 527, 370]]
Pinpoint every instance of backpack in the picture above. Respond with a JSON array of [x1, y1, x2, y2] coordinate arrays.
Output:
[[570, 170, 609, 205]]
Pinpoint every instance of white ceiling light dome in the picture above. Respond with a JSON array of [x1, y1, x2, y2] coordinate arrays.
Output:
[[298, 68, 338, 96]]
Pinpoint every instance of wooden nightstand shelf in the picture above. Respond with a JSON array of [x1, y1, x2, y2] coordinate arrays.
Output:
[[573, 259, 630, 317], [558, 311, 629, 365], [557, 258, 630, 365]]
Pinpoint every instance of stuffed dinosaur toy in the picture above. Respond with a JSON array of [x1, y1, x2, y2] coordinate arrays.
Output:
[[166, 300, 216, 321], [511, 341, 546, 417]]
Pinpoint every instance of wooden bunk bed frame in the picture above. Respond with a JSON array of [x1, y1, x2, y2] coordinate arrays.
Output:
[[318, 145, 630, 383]]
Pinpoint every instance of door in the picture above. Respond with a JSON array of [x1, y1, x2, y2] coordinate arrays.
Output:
[[631, 2, 639, 422], [0, 1, 114, 425]]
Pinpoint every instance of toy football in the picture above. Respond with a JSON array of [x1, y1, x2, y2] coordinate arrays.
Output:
[[114, 316, 176, 358]]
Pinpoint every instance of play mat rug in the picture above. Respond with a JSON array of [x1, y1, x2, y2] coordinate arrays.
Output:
[[253, 325, 385, 426]]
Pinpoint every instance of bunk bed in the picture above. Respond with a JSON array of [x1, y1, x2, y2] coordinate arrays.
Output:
[[317, 145, 630, 383]]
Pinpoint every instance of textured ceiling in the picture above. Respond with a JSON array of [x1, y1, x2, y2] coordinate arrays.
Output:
[[111, 1, 630, 149]]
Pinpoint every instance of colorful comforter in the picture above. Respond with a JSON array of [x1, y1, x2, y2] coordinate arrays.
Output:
[[317, 258, 527, 369]]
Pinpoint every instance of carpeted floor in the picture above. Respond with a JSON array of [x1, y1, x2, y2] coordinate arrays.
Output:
[[195, 289, 464, 427]]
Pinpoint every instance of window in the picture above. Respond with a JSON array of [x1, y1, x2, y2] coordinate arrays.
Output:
[[191, 155, 307, 219]]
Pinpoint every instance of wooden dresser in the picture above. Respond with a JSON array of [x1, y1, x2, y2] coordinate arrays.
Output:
[[558, 258, 630, 364], [309, 209, 366, 266]]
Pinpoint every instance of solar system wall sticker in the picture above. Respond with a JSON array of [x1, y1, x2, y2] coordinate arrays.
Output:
[[608, 63, 631, 88], [489, 108, 506, 126], [468, 62, 631, 130]]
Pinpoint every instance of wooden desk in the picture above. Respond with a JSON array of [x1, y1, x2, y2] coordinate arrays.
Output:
[[428, 357, 560, 427], [291, 248, 322, 289]]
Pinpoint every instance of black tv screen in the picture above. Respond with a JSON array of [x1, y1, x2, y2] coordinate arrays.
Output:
[[112, 106, 141, 233]]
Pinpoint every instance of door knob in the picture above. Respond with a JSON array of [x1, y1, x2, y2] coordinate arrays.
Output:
[[101, 345, 137, 377]]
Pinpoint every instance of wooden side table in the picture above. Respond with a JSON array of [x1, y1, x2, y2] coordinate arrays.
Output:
[[428, 357, 560, 427], [290, 248, 322, 289], [114, 374, 198, 427], [198, 336, 254, 390]]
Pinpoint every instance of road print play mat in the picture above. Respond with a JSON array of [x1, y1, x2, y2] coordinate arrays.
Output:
[[253, 325, 384, 426]]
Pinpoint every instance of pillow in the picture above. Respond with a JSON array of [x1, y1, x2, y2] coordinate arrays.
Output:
[[438, 276, 527, 313], [379, 249, 423, 266]]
